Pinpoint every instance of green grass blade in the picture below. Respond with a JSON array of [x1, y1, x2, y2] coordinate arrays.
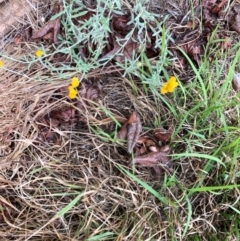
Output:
[[56, 192, 84, 218], [172, 153, 225, 167], [188, 184, 240, 192], [182, 196, 192, 237], [229, 206, 240, 215], [177, 47, 208, 106], [87, 232, 116, 241]]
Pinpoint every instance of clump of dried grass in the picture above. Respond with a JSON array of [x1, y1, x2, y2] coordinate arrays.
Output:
[[0, 62, 231, 240], [0, 67, 174, 240]]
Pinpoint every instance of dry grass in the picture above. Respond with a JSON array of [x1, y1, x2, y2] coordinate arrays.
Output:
[[1, 0, 240, 240]]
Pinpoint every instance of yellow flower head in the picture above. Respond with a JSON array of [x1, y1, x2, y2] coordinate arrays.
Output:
[[71, 77, 79, 88], [137, 62, 143, 67], [68, 85, 74, 91], [0, 60, 4, 68], [160, 76, 178, 95], [68, 87, 78, 99], [35, 49, 44, 58]]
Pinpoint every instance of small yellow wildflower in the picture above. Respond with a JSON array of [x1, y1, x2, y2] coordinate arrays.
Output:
[[68, 88, 78, 99], [68, 85, 74, 91], [71, 77, 79, 88], [35, 49, 44, 58], [137, 62, 143, 67], [0, 60, 4, 68], [160, 76, 178, 94]]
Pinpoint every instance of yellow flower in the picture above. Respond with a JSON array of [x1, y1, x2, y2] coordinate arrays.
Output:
[[71, 77, 79, 88], [68, 85, 74, 91], [160, 76, 178, 94], [68, 87, 78, 99], [35, 49, 44, 58], [137, 62, 143, 67], [0, 60, 4, 68]]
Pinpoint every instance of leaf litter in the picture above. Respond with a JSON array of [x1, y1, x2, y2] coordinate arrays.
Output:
[[30, 2, 158, 64], [172, 0, 240, 66], [117, 111, 173, 175], [31, 2, 63, 44]]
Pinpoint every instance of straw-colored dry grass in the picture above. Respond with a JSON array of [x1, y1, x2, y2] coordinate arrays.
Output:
[[1, 0, 240, 241]]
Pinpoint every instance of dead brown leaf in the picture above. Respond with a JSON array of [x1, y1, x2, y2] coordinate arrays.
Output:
[[149, 146, 160, 152], [130, 146, 172, 175], [131, 150, 171, 168], [50, 107, 76, 123], [139, 144, 147, 154], [117, 122, 128, 140], [111, 14, 132, 36], [32, 2, 63, 44], [233, 72, 240, 92], [230, 14, 240, 34], [154, 127, 173, 143], [159, 145, 170, 153], [77, 80, 102, 111], [137, 136, 149, 144], [181, 41, 202, 66], [136, 136, 158, 154], [117, 111, 142, 153], [84, 84, 102, 100], [127, 111, 142, 153]]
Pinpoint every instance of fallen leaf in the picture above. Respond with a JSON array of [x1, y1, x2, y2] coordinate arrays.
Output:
[[181, 41, 202, 66], [85, 86, 101, 100], [136, 136, 158, 154], [131, 150, 171, 167], [149, 146, 160, 152], [117, 122, 128, 140], [137, 136, 150, 144], [154, 127, 173, 143], [159, 145, 170, 153], [133, 146, 141, 157], [32, 2, 63, 44], [117, 111, 142, 153], [51, 107, 76, 123], [77, 80, 102, 111], [146, 139, 156, 147], [111, 14, 132, 36], [127, 112, 142, 153], [230, 14, 240, 34], [139, 144, 147, 154], [233, 72, 240, 92]]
